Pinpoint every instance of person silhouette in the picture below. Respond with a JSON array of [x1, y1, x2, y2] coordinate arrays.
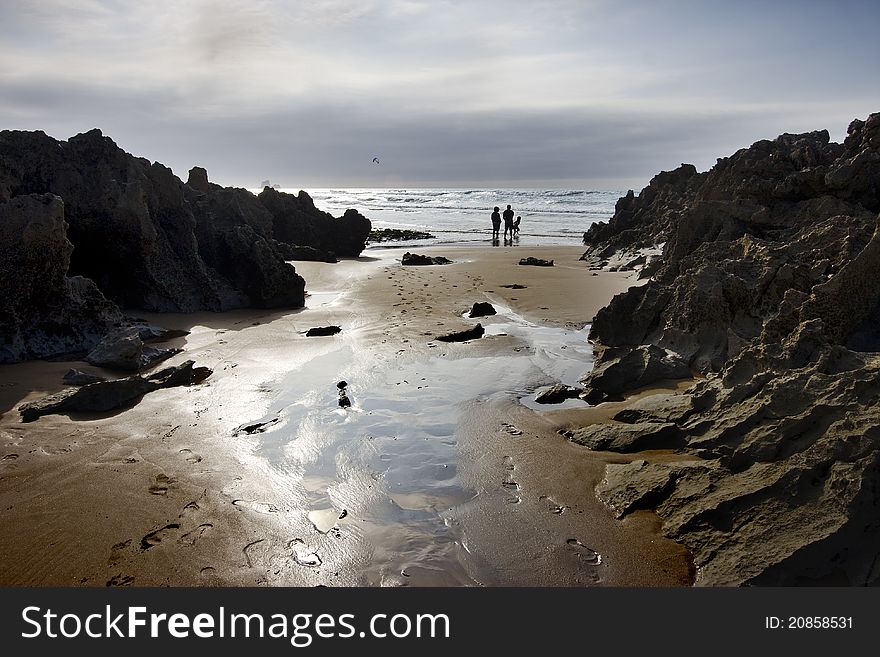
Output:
[[491, 206, 501, 241], [502, 204, 515, 240]]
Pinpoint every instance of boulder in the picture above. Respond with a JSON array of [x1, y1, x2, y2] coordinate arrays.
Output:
[[19, 360, 212, 422], [535, 385, 582, 404], [86, 326, 180, 372], [62, 369, 106, 386], [468, 302, 496, 318], [518, 257, 553, 266], [401, 252, 452, 266], [305, 326, 342, 337], [435, 324, 484, 342]]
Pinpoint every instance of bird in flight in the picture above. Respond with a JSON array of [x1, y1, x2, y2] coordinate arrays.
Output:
[[372, 157, 380, 164]]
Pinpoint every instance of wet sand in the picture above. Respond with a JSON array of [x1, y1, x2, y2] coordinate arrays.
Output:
[[0, 244, 693, 586]]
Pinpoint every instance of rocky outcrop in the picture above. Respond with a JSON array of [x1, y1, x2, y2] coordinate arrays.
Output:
[[401, 252, 452, 265], [257, 187, 370, 258], [577, 112, 880, 585], [580, 345, 691, 404], [86, 326, 180, 371], [0, 129, 374, 361], [19, 360, 212, 422], [0, 193, 123, 362]]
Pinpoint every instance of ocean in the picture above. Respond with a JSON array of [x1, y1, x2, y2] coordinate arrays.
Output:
[[284, 188, 624, 248]]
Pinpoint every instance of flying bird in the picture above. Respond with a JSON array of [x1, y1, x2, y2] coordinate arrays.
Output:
[[372, 157, 380, 164]]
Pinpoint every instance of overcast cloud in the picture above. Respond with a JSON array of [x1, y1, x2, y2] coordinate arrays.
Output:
[[1, 0, 878, 189]]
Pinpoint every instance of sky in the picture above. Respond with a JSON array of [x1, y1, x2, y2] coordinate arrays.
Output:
[[1, 0, 878, 190]]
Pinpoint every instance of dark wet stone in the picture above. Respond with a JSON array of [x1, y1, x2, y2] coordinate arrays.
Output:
[[435, 323, 485, 342], [468, 302, 496, 318], [306, 326, 342, 337]]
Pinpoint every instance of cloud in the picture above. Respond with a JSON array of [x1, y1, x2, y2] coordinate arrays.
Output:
[[0, 0, 877, 187]]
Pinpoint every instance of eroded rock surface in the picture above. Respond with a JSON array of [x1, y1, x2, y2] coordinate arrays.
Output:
[[578, 112, 880, 585]]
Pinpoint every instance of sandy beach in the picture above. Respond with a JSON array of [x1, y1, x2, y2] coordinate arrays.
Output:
[[0, 244, 693, 587]]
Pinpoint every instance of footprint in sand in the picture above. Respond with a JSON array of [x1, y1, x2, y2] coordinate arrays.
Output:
[[106, 574, 135, 587], [289, 538, 323, 567], [178, 448, 203, 464], [141, 523, 181, 550], [242, 539, 266, 568], [502, 463, 522, 504], [178, 523, 213, 546], [179, 500, 201, 518], [233, 499, 279, 514], [108, 539, 131, 566], [567, 538, 602, 565], [148, 474, 175, 495], [501, 423, 523, 436], [540, 495, 570, 515]]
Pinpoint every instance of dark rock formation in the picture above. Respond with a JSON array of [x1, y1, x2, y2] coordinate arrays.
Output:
[[535, 384, 583, 404], [368, 228, 435, 243], [257, 187, 370, 258], [500, 284, 527, 289], [518, 257, 553, 266], [468, 302, 496, 318], [62, 369, 106, 386], [305, 326, 342, 337], [577, 112, 880, 585], [580, 345, 690, 404], [0, 129, 375, 362], [435, 324, 485, 342], [19, 360, 212, 422], [401, 252, 452, 265], [86, 326, 180, 372], [0, 193, 123, 362], [274, 242, 337, 263]]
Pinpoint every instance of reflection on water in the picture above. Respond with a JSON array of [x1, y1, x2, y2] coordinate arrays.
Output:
[[242, 306, 593, 585]]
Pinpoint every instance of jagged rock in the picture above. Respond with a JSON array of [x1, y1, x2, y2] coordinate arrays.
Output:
[[19, 360, 211, 422], [401, 252, 452, 265], [535, 385, 582, 404], [580, 345, 690, 404], [612, 393, 694, 424], [580, 112, 880, 585], [468, 302, 496, 318], [86, 326, 180, 372], [0, 193, 123, 363], [518, 257, 553, 266], [62, 369, 106, 386], [0, 130, 371, 321], [435, 324, 484, 342], [566, 421, 681, 451], [305, 326, 341, 337], [595, 459, 715, 519], [186, 166, 210, 193], [258, 187, 371, 258]]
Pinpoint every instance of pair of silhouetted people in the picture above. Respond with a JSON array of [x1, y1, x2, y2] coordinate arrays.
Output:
[[491, 204, 521, 244]]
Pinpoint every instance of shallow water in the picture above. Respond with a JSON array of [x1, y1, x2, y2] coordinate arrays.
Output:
[[237, 299, 596, 585]]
